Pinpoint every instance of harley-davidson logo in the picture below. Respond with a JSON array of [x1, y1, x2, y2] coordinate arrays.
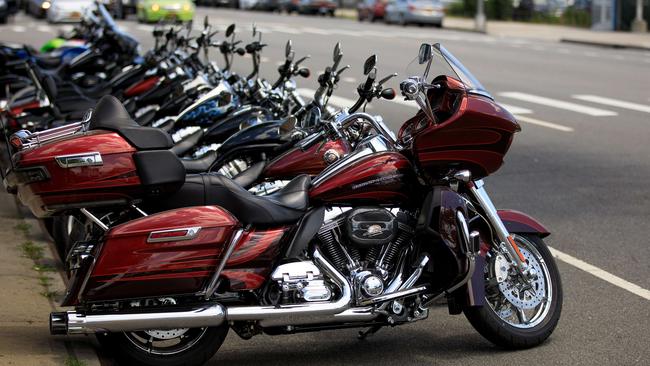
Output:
[[351, 173, 403, 190]]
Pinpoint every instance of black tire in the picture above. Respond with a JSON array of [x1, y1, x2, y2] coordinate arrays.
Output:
[[97, 325, 229, 366], [464, 235, 562, 349]]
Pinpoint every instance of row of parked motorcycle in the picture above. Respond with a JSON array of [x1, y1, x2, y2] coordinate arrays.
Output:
[[0, 3, 562, 366]]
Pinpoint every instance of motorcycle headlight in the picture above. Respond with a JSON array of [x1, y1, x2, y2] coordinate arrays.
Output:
[[151, 3, 160, 11], [42, 1, 51, 9]]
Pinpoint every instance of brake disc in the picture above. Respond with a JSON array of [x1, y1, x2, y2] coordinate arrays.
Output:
[[144, 328, 190, 340], [495, 248, 546, 310]]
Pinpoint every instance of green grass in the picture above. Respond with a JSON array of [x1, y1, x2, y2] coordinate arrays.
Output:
[[20, 241, 44, 261], [64, 356, 87, 366], [14, 222, 31, 234]]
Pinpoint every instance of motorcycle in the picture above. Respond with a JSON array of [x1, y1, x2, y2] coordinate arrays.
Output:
[[4, 42, 562, 366]]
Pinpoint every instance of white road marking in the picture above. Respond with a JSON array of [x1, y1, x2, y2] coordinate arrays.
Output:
[[342, 77, 357, 84], [515, 115, 574, 132], [270, 25, 300, 34], [499, 104, 532, 115], [260, 56, 270, 63], [137, 24, 153, 31], [499, 92, 618, 117], [573, 95, 650, 114], [36, 25, 52, 33], [300, 27, 331, 35], [297, 88, 368, 109], [549, 246, 650, 301], [12, 26, 26, 32]]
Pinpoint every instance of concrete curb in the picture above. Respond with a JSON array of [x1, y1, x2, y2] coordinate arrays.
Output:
[[560, 38, 650, 51]]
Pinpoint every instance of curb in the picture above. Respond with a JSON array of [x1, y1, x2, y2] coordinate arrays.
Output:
[[560, 38, 650, 51]]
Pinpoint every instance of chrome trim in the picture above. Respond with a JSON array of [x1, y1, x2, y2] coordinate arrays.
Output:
[[55, 152, 103, 168], [467, 180, 527, 271], [52, 304, 226, 334], [311, 135, 391, 187], [358, 285, 428, 306], [399, 255, 429, 291], [203, 229, 244, 300], [226, 247, 378, 327], [79, 208, 108, 232], [147, 227, 201, 243]]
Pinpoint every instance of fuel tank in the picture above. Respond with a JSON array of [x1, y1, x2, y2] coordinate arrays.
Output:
[[263, 135, 351, 180], [309, 136, 415, 206]]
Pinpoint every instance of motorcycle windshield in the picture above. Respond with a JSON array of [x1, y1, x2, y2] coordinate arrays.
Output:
[[405, 43, 490, 99], [96, 3, 140, 54]]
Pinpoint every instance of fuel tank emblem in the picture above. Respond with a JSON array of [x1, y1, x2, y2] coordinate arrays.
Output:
[[323, 149, 341, 164], [350, 173, 404, 190]]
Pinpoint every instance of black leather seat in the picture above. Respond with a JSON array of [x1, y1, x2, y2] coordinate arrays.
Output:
[[35, 54, 62, 69], [88, 95, 173, 150], [150, 173, 310, 226]]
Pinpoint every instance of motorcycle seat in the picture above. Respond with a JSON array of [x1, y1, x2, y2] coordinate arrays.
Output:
[[88, 95, 174, 150], [34, 54, 62, 69], [180, 151, 219, 174], [151, 173, 310, 226]]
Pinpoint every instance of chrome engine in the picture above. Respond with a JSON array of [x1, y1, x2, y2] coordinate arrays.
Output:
[[270, 261, 332, 303]]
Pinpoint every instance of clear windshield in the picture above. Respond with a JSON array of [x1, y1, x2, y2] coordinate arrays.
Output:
[[405, 43, 490, 98]]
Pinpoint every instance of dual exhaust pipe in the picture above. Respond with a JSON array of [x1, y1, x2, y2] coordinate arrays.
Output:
[[51, 248, 426, 335]]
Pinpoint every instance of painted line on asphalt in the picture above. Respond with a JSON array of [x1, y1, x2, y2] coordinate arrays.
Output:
[[300, 27, 331, 35], [549, 246, 650, 301], [297, 88, 369, 110], [11, 26, 26, 32], [572, 95, 650, 114], [515, 115, 574, 132], [36, 25, 51, 33], [499, 92, 618, 117], [499, 103, 532, 115], [342, 77, 357, 84]]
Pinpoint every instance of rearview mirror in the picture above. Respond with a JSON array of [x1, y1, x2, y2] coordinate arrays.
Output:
[[363, 54, 377, 75], [333, 42, 341, 62], [418, 43, 433, 64], [285, 40, 293, 58], [226, 24, 235, 37]]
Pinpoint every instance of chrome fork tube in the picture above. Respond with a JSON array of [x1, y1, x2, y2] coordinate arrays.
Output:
[[466, 180, 527, 272]]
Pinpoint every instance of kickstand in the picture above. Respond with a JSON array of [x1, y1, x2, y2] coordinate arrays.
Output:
[[358, 325, 382, 340]]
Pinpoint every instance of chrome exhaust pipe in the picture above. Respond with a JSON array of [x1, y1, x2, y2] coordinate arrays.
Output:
[[50, 304, 226, 335], [227, 247, 378, 327]]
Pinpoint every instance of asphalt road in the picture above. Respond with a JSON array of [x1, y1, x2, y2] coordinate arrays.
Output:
[[2, 9, 650, 366]]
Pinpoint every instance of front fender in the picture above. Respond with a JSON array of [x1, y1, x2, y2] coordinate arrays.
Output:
[[498, 209, 550, 238]]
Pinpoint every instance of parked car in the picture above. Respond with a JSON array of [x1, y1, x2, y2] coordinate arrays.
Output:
[[384, 0, 444, 27], [357, 0, 387, 21], [26, 0, 50, 18], [47, 0, 93, 22], [0, 0, 8, 23], [136, 0, 194, 22], [252, 0, 279, 11], [278, 0, 298, 12], [296, 0, 336, 16]]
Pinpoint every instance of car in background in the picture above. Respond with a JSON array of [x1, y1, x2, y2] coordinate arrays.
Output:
[[26, 0, 50, 18], [47, 0, 93, 22], [136, 0, 194, 22], [296, 0, 336, 15], [357, 0, 387, 22], [0, 0, 8, 23], [278, 0, 298, 12], [252, 0, 279, 11], [384, 0, 444, 27]]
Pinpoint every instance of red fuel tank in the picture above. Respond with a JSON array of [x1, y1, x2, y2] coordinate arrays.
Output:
[[262, 137, 351, 180], [309, 138, 415, 206]]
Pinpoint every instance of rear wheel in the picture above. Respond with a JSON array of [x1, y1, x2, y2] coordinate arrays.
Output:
[[97, 325, 229, 366], [464, 234, 562, 349]]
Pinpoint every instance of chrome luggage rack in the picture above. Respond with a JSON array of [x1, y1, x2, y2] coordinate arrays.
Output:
[[9, 111, 92, 151]]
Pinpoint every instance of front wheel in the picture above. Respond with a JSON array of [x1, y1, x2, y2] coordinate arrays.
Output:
[[464, 234, 562, 349], [97, 325, 229, 366]]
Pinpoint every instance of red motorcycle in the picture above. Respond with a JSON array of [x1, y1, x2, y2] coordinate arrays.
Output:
[[4, 43, 562, 366]]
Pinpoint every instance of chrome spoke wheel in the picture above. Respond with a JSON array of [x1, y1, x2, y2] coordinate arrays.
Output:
[[486, 235, 553, 329], [124, 327, 209, 356]]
